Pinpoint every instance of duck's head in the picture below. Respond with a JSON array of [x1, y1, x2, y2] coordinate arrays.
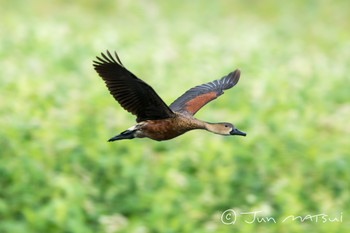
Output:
[[206, 122, 246, 136]]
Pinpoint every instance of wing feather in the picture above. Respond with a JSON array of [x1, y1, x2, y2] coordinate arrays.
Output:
[[93, 51, 174, 122], [169, 69, 241, 116]]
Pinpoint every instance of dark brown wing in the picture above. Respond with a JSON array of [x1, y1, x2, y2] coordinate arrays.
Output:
[[93, 51, 174, 122], [169, 69, 241, 116]]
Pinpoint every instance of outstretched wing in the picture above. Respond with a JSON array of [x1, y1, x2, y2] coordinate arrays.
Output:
[[93, 51, 174, 122], [169, 69, 241, 116]]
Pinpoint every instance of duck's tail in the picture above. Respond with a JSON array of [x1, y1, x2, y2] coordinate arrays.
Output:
[[108, 129, 136, 142]]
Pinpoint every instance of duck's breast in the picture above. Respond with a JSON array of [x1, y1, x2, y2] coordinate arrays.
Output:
[[140, 116, 198, 141]]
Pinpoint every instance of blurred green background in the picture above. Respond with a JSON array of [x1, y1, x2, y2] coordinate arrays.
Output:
[[1, 0, 349, 232]]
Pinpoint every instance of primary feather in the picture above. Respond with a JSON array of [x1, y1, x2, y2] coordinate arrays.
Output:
[[93, 51, 174, 122], [169, 69, 241, 116]]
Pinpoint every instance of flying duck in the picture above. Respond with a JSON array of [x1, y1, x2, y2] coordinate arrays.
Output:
[[93, 51, 246, 141]]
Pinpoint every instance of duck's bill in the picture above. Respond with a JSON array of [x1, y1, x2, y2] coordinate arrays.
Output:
[[230, 128, 246, 136]]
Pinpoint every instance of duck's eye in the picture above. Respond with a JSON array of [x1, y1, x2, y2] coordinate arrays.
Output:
[[225, 125, 228, 127]]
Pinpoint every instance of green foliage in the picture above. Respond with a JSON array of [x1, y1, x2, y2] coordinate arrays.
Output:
[[1, 0, 349, 232]]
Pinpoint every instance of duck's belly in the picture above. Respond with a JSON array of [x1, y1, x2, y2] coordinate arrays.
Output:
[[138, 118, 192, 141]]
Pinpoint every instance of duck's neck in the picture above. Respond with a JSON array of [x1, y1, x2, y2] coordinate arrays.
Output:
[[203, 122, 221, 134], [177, 114, 218, 133], [190, 118, 218, 133]]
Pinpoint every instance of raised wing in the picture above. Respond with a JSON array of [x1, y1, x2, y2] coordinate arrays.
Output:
[[93, 51, 174, 122], [169, 69, 241, 116]]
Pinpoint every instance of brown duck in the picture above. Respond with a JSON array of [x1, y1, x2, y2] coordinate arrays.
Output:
[[93, 51, 246, 142]]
